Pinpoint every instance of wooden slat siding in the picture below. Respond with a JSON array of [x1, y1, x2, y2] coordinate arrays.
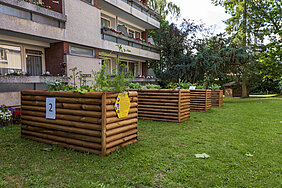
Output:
[[129, 89, 190, 122], [21, 90, 138, 156], [190, 89, 212, 111], [101, 93, 107, 156], [211, 90, 223, 107], [104, 92, 138, 154]]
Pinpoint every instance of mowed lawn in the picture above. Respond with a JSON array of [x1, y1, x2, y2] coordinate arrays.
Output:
[[0, 96, 281, 187]]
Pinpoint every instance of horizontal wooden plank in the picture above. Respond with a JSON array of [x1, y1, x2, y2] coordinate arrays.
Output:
[[22, 129, 102, 149], [22, 125, 101, 143], [21, 110, 101, 124], [22, 95, 102, 105], [21, 134, 101, 154], [22, 115, 101, 130], [22, 120, 101, 137], [21, 105, 102, 118], [22, 90, 103, 98]]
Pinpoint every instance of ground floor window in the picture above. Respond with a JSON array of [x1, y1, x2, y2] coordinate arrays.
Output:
[[0, 44, 22, 76], [70, 44, 95, 57], [25, 49, 43, 76]]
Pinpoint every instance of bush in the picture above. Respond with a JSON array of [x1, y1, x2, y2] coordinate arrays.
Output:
[[129, 83, 142, 89], [146, 84, 161, 89]]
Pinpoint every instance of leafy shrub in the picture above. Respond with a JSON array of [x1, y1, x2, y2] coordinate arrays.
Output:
[[146, 84, 161, 89], [129, 83, 142, 89], [209, 84, 221, 90], [166, 82, 178, 89]]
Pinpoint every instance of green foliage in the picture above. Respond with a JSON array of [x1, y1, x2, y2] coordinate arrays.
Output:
[[129, 83, 142, 89], [166, 82, 178, 89], [146, 84, 161, 89], [110, 63, 133, 93], [209, 84, 221, 90], [92, 62, 110, 92], [45, 79, 72, 91], [196, 85, 205, 89], [148, 0, 180, 20], [177, 82, 196, 89]]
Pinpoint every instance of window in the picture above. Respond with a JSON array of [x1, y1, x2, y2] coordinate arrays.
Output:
[[0, 44, 22, 76], [30, 0, 43, 3], [102, 58, 117, 74], [82, 0, 94, 5], [129, 30, 134, 38], [117, 25, 128, 35], [70, 44, 95, 57], [101, 18, 110, 28], [135, 31, 141, 39], [0, 48, 7, 62]]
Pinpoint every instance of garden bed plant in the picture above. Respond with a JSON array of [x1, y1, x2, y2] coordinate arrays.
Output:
[[0, 105, 21, 128]]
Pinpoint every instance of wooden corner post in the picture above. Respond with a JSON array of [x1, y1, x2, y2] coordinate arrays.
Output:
[[101, 93, 107, 156], [178, 90, 182, 123]]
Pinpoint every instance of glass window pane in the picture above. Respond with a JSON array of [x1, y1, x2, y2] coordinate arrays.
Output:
[[0, 44, 22, 76], [135, 32, 141, 39], [101, 18, 110, 28], [129, 30, 134, 38], [70, 44, 94, 57]]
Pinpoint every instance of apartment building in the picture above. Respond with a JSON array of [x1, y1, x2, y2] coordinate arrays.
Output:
[[0, 0, 161, 106], [0, 0, 160, 77]]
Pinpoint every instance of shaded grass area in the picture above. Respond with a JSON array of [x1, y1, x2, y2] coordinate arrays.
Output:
[[0, 97, 281, 187]]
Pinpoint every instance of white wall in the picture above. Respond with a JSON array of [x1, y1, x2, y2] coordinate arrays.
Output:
[[64, 0, 101, 48], [66, 54, 101, 76]]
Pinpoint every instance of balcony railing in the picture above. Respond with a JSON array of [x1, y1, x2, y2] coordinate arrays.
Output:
[[121, 0, 161, 21], [0, 0, 66, 28], [101, 28, 160, 53]]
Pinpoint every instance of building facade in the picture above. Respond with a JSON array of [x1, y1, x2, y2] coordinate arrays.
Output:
[[0, 0, 161, 106]]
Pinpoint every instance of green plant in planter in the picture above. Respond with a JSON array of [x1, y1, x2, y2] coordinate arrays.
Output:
[[45, 79, 72, 91], [196, 85, 205, 89], [129, 83, 142, 89], [110, 63, 133, 92], [146, 84, 161, 89], [209, 84, 221, 90], [166, 82, 178, 89], [92, 61, 110, 92]]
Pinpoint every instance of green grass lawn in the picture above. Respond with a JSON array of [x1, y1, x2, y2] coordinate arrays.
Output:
[[1, 97, 281, 187]]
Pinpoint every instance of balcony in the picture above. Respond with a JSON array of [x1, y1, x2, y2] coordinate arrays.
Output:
[[99, 0, 160, 29], [101, 28, 160, 60], [102, 28, 159, 52], [0, 0, 66, 41]]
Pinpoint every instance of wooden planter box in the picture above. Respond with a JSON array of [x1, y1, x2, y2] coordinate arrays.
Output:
[[129, 89, 190, 122], [190, 89, 212, 111], [21, 90, 138, 156], [211, 90, 223, 107]]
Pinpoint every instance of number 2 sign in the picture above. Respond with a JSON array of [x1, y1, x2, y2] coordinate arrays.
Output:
[[46, 98, 56, 119]]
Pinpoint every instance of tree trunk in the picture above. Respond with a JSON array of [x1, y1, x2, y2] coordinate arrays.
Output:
[[241, 66, 249, 98], [241, 0, 249, 98]]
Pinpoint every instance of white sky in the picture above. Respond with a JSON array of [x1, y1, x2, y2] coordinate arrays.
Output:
[[169, 0, 230, 34]]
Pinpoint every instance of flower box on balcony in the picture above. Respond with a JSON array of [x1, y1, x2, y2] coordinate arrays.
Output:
[[21, 90, 138, 155]]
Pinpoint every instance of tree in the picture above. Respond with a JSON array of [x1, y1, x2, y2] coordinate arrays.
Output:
[[211, 0, 282, 97], [148, 0, 181, 20], [150, 19, 203, 84]]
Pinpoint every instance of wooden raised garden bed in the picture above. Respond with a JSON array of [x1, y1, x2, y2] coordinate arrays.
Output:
[[190, 89, 212, 111], [21, 90, 138, 155], [211, 90, 223, 107], [129, 89, 190, 122]]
